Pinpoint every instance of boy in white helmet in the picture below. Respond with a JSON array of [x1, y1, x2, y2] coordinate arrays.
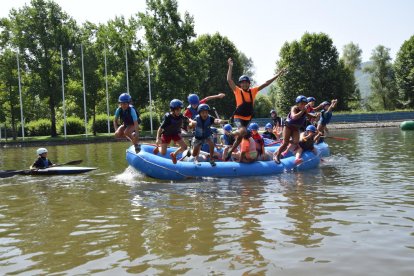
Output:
[[30, 148, 55, 169]]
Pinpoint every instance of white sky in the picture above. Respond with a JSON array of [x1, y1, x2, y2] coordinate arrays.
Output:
[[1, 0, 413, 84]]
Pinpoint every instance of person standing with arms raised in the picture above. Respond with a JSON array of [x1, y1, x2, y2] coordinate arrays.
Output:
[[224, 57, 286, 161]]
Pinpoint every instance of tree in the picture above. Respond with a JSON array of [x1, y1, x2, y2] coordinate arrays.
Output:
[[274, 32, 353, 114], [194, 33, 243, 118], [0, 49, 20, 139], [364, 45, 397, 110], [341, 42, 362, 71], [394, 35, 414, 109], [253, 94, 273, 118], [0, 0, 79, 136], [139, 0, 197, 107]]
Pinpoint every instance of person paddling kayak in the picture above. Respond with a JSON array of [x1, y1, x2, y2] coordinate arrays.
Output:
[[30, 148, 55, 169]]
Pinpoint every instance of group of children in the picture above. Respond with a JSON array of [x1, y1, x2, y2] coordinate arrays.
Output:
[[108, 57, 337, 168]]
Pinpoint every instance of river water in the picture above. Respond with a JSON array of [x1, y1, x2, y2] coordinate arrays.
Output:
[[0, 127, 413, 275]]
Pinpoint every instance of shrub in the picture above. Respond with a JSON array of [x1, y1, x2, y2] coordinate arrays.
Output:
[[26, 119, 51, 136], [89, 114, 114, 134], [140, 112, 160, 131], [57, 116, 85, 135]]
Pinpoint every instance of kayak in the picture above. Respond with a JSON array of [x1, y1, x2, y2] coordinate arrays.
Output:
[[0, 166, 97, 177], [400, 120, 414, 130], [126, 143, 329, 181]]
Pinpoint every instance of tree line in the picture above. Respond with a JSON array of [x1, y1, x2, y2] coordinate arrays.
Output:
[[1, 0, 413, 139]]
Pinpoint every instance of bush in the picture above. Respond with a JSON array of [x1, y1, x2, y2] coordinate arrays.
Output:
[[89, 114, 114, 134], [140, 112, 160, 131], [57, 116, 85, 135], [26, 119, 51, 136]]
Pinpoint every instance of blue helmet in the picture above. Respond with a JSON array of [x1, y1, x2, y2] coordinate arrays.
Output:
[[118, 93, 131, 103], [321, 101, 330, 106], [265, 123, 273, 129], [306, 125, 317, 132], [296, 95, 308, 103], [170, 99, 184, 109], [307, 97, 316, 102], [238, 75, 251, 83], [270, 109, 276, 115], [188, 94, 200, 105], [197, 103, 210, 113], [248, 122, 259, 131], [223, 124, 232, 132], [211, 127, 219, 134]]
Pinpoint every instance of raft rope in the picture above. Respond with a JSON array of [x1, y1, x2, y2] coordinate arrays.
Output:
[[135, 152, 192, 179]]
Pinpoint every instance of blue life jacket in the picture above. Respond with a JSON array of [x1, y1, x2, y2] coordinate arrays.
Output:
[[186, 105, 198, 119], [194, 115, 213, 139], [319, 110, 332, 125]]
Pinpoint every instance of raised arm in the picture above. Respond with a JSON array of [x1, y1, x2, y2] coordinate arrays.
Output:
[[227, 57, 236, 91], [257, 68, 287, 91], [327, 99, 338, 112], [204, 93, 225, 102]]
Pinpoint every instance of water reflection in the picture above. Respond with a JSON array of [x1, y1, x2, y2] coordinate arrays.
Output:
[[1, 129, 414, 274]]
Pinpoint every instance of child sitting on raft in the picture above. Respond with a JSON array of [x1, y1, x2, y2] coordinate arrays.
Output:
[[261, 123, 277, 140], [249, 123, 273, 161], [230, 129, 258, 163]]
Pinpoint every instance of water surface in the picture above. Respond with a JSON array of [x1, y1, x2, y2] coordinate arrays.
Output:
[[0, 128, 413, 275]]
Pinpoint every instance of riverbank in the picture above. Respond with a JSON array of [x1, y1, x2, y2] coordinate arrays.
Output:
[[0, 121, 404, 148]]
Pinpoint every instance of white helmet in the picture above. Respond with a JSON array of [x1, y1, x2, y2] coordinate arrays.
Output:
[[36, 148, 48, 155]]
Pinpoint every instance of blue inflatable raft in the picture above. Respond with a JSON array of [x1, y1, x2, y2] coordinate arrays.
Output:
[[126, 143, 329, 180]]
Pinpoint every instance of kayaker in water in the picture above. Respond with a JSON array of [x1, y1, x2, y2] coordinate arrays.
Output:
[[273, 95, 319, 164], [30, 148, 55, 169], [189, 104, 227, 166], [184, 93, 226, 120], [224, 57, 287, 161], [153, 99, 189, 164], [114, 93, 141, 153]]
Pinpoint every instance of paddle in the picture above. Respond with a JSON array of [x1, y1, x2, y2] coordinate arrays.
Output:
[[0, 159, 83, 178], [324, 136, 350, 141]]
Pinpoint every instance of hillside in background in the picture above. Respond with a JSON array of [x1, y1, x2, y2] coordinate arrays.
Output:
[[259, 61, 373, 101], [355, 61, 373, 101]]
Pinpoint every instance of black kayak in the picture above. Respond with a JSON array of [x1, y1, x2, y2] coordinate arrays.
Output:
[[0, 166, 97, 178]]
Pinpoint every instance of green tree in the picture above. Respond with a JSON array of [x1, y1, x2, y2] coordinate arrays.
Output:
[[194, 33, 243, 118], [0, 49, 20, 139], [253, 94, 273, 118], [274, 33, 353, 114], [364, 45, 397, 110], [341, 42, 362, 71], [394, 35, 414, 109], [0, 0, 79, 137], [139, 0, 197, 107]]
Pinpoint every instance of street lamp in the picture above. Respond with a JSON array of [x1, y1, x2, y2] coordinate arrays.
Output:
[[145, 53, 154, 135]]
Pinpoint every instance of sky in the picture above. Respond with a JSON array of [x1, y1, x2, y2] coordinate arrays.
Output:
[[1, 0, 413, 84]]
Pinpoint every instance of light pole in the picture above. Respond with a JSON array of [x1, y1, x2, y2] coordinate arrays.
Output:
[[145, 53, 154, 135]]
